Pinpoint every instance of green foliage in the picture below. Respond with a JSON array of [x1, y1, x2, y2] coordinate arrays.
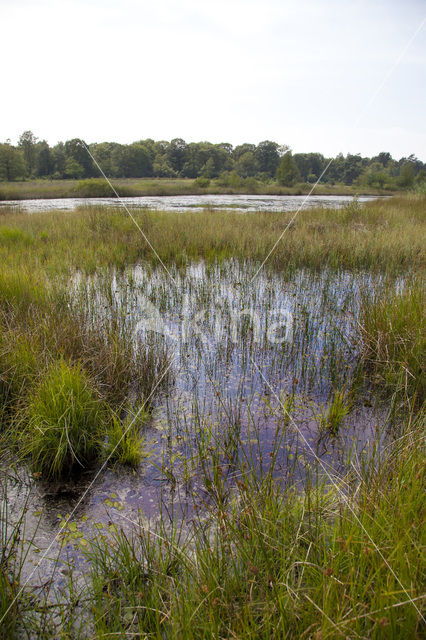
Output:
[[0, 268, 47, 310], [81, 416, 425, 639], [359, 280, 425, 407], [398, 162, 415, 188], [254, 140, 286, 175], [35, 140, 55, 177], [317, 388, 352, 435], [18, 130, 38, 176], [276, 151, 301, 186], [0, 570, 18, 640], [1, 129, 425, 188], [112, 142, 153, 178], [64, 157, 84, 179], [0, 332, 41, 424], [22, 360, 107, 479], [1, 133, 425, 188], [73, 178, 113, 197], [0, 227, 32, 246], [0, 144, 26, 181], [193, 176, 210, 188], [235, 150, 258, 176], [104, 409, 149, 467]]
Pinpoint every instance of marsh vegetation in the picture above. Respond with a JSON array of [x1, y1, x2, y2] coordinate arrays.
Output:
[[0, 194, 424, 638]]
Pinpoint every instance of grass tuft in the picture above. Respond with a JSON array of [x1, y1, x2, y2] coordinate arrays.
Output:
[[103, 408, 150, 467], [317, 388, 353, 435], [22, 359, 106, 479]]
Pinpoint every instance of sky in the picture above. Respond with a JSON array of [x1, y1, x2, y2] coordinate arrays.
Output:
[[1, 0, 425, 160]]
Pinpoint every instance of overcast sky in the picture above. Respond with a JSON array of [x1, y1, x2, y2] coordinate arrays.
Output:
[[1, 0, 425, 159]]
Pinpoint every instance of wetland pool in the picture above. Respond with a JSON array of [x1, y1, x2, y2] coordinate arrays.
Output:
[[3, 258, 394, 587], [0, 193, 383, 213]]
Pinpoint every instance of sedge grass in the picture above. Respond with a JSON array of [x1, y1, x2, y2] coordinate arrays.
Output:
[[0, 195, 424, 275], [103, 408, 150, 468], [78, 411, 425, 639], [21, 359, 107, 479], [317, 388, 353, 436], [359, 278, 425, 408]]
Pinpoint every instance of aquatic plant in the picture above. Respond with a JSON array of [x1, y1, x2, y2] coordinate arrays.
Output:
[[103, 408, 149, 467], [22, 359, 106, 479], [81, 413, 425, 639], [359, 279, 425, 408], [317, 388, 353, 435]]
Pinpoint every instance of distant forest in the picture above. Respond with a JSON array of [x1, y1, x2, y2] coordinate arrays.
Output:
[[1, 131, 425, 189]]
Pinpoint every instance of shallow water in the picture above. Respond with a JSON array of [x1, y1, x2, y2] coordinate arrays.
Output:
[[3, 260, 391, 587], [0, 193, 382, 213]]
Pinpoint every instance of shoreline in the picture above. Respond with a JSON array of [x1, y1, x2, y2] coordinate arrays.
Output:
[[0, 178, 398, 201]]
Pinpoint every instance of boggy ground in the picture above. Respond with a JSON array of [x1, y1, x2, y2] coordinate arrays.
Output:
[[0, 194, 424, 638]]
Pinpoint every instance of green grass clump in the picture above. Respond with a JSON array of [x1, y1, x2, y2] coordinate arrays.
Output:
[[22, 360, 106, 479], [0, 331, 42, 428], [0, 268, 47, 312], [359, 280, 425, 407], [318, 388, 353, 435], [0, 227, 32, 247], [103, 409, 149, 467], [73, 179, 114, 198]]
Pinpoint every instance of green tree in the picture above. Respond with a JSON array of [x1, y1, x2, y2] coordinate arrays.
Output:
[[398, 162, 415, 188], [64, 139, 95, 178], [235, 151, 258, 177], [18, 130, 38, 176], [152, 154, 177, 177], [360, 162, 389, 189], [201, 157, 216, 178], [167, 138, 187, 174], [112, 143, 152, 178], [36, 141, 55, 177], [52, 142, 67, 178], [276, 152, 301, 186], [64, 157, 84, 179], [255, 141, 288, 177], [89, 142, 121, 177], [0, 143, 26, 180], [342, 154, 364, 185], [293, 153, 326, 181], [233, 143, 256, 161]]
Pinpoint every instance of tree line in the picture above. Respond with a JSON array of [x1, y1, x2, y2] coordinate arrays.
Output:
[[0, 131, 424, 189]]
